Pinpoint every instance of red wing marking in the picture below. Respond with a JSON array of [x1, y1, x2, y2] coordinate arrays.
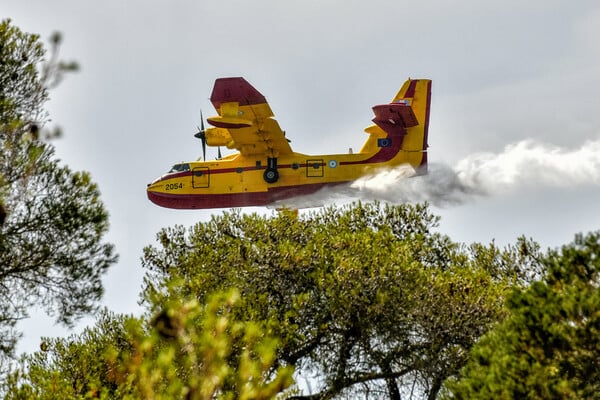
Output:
[[210, 77, 267, 110]]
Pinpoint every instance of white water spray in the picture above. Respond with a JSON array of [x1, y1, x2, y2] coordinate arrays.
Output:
[[271, 139, 600, 209], [455, 139, 600, 193]]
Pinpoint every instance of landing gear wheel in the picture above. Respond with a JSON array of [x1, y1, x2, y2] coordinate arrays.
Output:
[[263, 168, 279, 183]]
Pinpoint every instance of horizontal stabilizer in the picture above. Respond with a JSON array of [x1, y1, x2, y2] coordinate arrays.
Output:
[[371, 103, 418, 136]]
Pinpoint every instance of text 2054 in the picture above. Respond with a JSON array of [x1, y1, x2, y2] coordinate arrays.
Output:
[[165, 183, 183, 191]]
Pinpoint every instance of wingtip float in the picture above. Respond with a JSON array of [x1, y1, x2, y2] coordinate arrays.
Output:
[[147, 77, 432, 209]]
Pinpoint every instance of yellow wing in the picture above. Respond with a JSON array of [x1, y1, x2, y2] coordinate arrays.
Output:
[[205, 77, 293, 157]]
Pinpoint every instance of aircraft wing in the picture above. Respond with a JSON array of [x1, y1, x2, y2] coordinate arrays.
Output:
[[206, 77, 293, 157]]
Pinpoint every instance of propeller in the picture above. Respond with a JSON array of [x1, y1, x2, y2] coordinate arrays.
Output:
[[194, 110, 207, 160]]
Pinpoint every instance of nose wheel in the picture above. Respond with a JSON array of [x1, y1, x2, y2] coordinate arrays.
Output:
[[263, 157, 279, 183]]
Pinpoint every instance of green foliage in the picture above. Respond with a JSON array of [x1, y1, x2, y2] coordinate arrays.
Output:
[[0, 19, 45, 127], [2, 310, 132, 399], [2, 201, 541, 399], [143, 202, 530, 399], [0, 19, 78, 128], [0, 18, 114, 359], [2, 292, 294, 399], [122, 289, 294, 399], [446, 232, 600, 399]]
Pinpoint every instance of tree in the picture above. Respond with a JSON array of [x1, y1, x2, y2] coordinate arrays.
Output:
[[2, 202, 538, 399], [142, 202, 534, 399], [2, 310, 133, 399], [2, 291, 294, 399], [446, 232, 600, 399], [0, 19, 117, 359]]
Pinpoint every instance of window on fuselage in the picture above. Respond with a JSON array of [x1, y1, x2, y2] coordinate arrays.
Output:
[[168, 163, 190, 173]]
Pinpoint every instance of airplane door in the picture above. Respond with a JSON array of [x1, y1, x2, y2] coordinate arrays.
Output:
[[192, 167, 209, 188], [306, 159, 324, 177]]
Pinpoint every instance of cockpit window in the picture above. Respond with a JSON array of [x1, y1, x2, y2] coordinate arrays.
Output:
[[168, 163, 190, 173]]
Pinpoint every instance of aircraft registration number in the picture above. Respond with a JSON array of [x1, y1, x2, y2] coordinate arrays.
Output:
[[165, 183, 183, 191]]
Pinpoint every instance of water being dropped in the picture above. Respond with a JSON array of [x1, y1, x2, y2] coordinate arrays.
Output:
[[270, 139, 600, 209]]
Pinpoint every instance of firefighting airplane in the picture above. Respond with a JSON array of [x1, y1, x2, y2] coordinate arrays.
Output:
[[147, 77, 431, 209]]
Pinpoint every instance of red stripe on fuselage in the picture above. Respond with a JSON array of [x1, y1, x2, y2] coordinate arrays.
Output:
[[159, 147, 397, 181], [160, 162, 327, 179]]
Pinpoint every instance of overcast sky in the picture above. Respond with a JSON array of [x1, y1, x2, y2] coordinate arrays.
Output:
[[4, 0, 600, 354]]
